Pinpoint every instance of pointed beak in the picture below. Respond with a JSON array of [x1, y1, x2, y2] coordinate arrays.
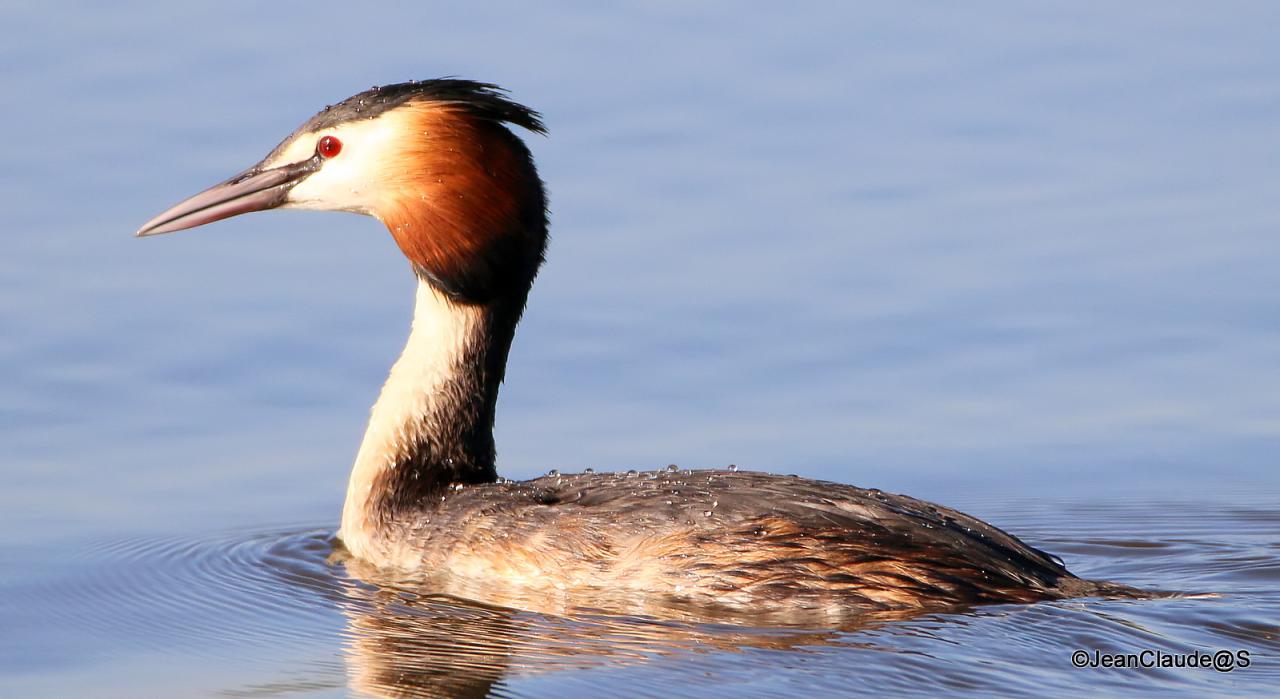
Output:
[[136, 155, 323, 237]]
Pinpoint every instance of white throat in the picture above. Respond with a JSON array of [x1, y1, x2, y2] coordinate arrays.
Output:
[[339, 279, 485, 559]]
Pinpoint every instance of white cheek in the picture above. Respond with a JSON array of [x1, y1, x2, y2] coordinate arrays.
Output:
[[269, 112, 409, 216], [286, 157, 379, 214]]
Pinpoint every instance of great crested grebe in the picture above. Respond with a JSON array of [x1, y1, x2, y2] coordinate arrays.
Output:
[[138, 79, 1141, 611]]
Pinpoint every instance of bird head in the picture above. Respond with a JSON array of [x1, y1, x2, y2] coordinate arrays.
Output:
[[138, 79, 548, 304]]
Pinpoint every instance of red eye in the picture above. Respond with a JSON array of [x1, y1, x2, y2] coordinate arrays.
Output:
[[317, 135, 342, 158]]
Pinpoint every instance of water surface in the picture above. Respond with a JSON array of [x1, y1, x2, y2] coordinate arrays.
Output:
[[1, 2, 1278, 697]]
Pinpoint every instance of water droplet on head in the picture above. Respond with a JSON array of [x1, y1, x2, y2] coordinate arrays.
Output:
[[626, 469, 638, 477], [547, 469, 559, 477], [584, 468, 594, 474], [727, 464, 738, 472], [666, 464, 678, 472]]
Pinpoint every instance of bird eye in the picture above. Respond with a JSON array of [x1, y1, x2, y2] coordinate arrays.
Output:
[[317, 135, 342, 159]]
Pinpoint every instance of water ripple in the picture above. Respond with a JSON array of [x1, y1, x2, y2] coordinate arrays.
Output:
[[4, 505, 1275, 697], [17, 527, 343, 663]]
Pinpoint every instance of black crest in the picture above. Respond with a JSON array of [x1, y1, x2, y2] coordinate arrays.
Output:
[[299, 79, 546, 135]]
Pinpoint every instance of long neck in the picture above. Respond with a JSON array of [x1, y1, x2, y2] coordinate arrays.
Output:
[[339, 279, 519, 556]]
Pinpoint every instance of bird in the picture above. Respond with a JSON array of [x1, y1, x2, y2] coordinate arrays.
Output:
[[138, 79, 1143, 612]]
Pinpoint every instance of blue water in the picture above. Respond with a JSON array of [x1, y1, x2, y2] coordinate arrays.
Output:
[[2, 3, 1278, 697]]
